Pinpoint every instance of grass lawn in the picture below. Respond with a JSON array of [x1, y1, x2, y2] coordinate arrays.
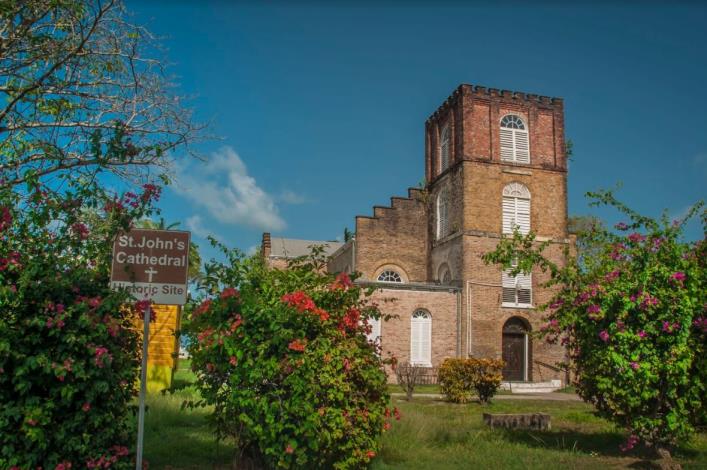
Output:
[[138, 361, 707, 469]]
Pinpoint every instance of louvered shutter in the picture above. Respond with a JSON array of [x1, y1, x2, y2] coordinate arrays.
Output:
[[514, 130, 530, 163], [500, 128, 514, 162], [411, 313, 431, 366], [440, 125, 450, 171], [502, 260, 532, 306], [516, 197, 530, 234], [502, 196, 515, 234], [502, 269, 517, 304], [420, 318, 431, 366], [438, 191, 449, 239], [517, 272, 532, 305]]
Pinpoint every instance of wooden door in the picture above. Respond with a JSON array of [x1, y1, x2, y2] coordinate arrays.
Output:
[[502, 333, 525, 381]]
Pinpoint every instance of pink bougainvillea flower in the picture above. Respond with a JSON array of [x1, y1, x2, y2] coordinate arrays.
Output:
[[627, 232, 645, 243], [614, 222, 629, 230], [229, 356, 238, 366], [620, 434, 639, 452], [55, 461, 73, 470], [630, 362, 640, 370], [599, 330, 610, 342], [637, 330, 647, 339], [587, 304, 601, 314], [671, 271, 686, 283], [604, 270, 620, 282]]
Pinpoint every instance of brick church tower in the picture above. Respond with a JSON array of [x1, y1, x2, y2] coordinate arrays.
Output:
[[268, 84, 570, 386], [424, 85, 568, 382]]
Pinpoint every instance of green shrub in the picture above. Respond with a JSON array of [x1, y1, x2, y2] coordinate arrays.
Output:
[[438, 358, 504, 404], [483, 191, 707, 452], [185, 246, 397, 469], [0, 180, 159, 467]]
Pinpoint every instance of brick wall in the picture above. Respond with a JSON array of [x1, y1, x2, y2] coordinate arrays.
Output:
[[354, 188, 428, 282], [367, 285, 459, 382]]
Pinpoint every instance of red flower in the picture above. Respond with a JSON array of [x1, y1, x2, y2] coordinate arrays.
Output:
[[393, 407, 401, 420], [193, 299, 212, 317], [285, 444, 295, 454], [288, 339, 306, 352], [281, 291, 316, 312], [330, 272, 353, 291], [229, 356, 238, 366], [220, 287, 240, 300], [82, 402, 91, 412], [366, 450, 376, 459], [55, 462, 72, 470]]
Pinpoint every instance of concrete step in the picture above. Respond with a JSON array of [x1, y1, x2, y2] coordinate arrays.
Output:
[[501, 379, 562, 394]]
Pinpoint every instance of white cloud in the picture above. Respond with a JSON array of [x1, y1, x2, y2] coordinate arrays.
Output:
[[279, 189, 309, 205], [174, 147, 286, 231], [185, 214, 216, 239]]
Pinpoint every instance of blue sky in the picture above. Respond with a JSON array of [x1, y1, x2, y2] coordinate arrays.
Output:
[[127, 1, 706, 260]]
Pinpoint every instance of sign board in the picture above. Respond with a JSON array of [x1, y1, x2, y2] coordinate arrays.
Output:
[[110, 229, 190, 305]]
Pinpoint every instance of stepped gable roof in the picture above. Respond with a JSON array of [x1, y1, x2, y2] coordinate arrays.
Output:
[[269, 237, 343, 259]]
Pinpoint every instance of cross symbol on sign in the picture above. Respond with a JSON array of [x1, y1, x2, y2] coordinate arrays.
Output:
[[144, 267, 158, 283]]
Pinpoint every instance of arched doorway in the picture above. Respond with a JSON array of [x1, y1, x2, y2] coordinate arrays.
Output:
[[502, 317, 531, 382]]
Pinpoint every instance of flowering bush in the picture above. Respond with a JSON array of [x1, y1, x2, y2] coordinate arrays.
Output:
[[184, 245, 395, 469], [438, 358, 504, 404], [484, 191, 706, 454], [0, 177, 160, 467]]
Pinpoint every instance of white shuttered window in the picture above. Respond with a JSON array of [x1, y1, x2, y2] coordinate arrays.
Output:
[[502, 183, 531, 235], [502, 260, 532, 307], [500, 115, 530, 164], [440, 123, 450, 171], [410, 310, 432, 366], [436, 188, 450, 239]]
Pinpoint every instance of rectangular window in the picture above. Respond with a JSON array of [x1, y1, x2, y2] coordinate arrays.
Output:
[[502, 261, 533, 308]]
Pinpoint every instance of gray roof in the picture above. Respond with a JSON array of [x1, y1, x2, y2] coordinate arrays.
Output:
[[269, 237, 343, 259]]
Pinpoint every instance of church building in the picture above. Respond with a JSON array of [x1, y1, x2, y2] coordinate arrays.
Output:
[[262, 84, 570, 389]]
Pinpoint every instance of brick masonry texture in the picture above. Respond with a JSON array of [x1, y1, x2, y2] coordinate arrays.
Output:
[[368, 286, 459, 382]]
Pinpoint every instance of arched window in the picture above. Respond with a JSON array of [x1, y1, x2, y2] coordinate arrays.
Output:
[[436, 188, 450, 239], [410, 309, 432, 366], [440, 123, 450, 172], [502, 259, 532, 307], [502, 183, 530, 235], [500, 114, 530, 164], [377, 270, 402, 283]]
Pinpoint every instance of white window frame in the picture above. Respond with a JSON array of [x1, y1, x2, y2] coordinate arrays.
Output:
[[436, 188, 450, 239], [502, 183, 531, 235], [440, 123, 450, 172], [502, 260, 533, 308], [410, 309, 432, 367], [500, 114, 530, 164], [377, 270, 403, 283]]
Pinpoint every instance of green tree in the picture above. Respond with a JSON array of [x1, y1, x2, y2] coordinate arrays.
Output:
[[483, 191, 706, 460], [0, 0, 202, 189]]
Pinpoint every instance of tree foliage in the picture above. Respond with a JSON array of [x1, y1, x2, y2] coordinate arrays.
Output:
[[184, 245, 396, 469], [0, 0, 202, 188], [483, 191, 706, 452]]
